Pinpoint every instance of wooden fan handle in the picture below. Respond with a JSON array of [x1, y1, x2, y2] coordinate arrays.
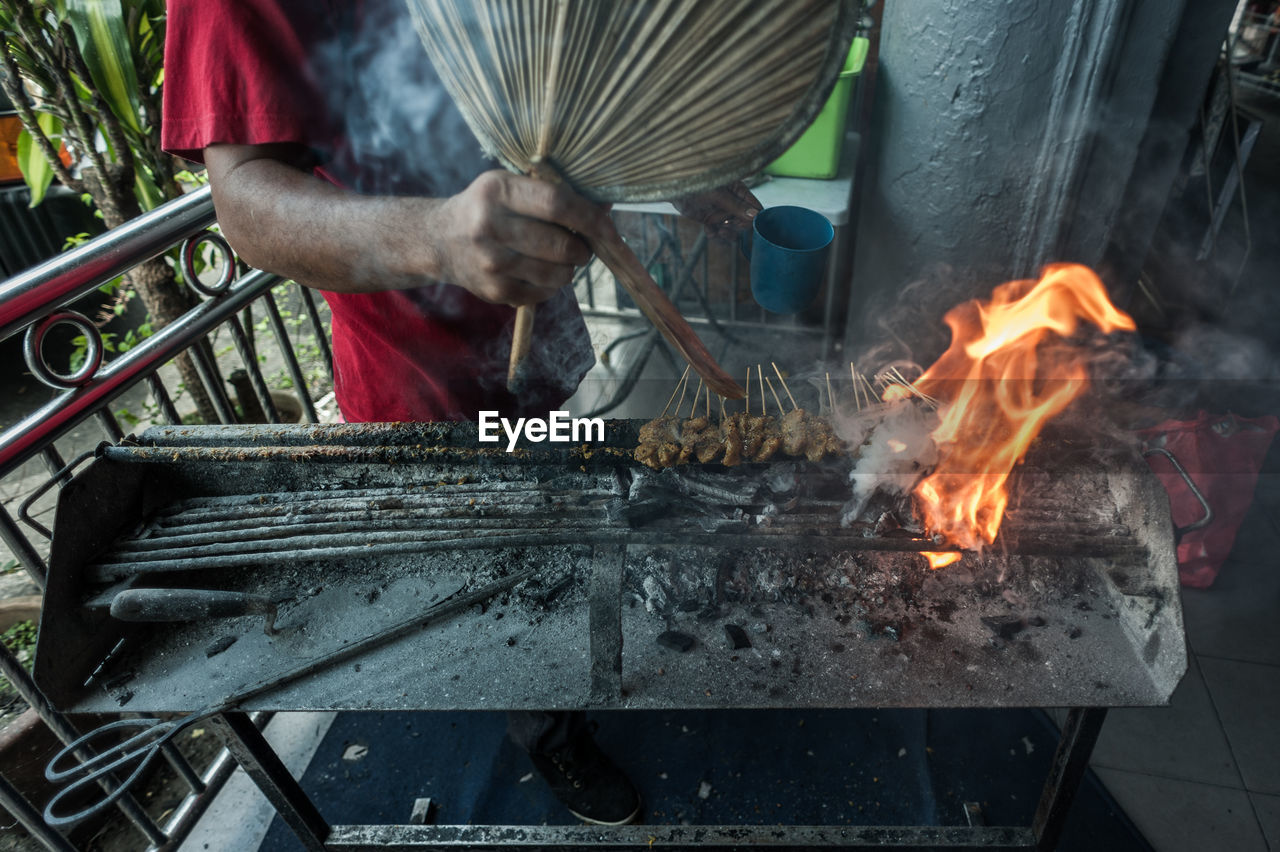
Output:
[[507, 304, 535, 393], [589, 231, 744, 400], [524, 157, 744, 401]]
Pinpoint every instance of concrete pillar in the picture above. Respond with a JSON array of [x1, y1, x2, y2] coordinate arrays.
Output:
[[846, 0, 1235, 349]]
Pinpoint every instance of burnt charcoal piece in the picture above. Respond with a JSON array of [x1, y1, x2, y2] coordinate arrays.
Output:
[[981, 614, 1026, 640], [657, 630, 696, 652], [205, 635, 237, 658], [104, 672, 135, 692], [724, 623, 751, 650], [608, 497, 667, 527], [536, 574, 575, 606], [696, 605, 723, 623]]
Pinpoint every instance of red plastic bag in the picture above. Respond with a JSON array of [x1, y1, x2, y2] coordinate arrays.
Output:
[[1139, 411, 1279, 589]]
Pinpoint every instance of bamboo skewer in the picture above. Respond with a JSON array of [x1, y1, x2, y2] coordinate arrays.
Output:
[[661, 365, 691, 417], [825, 372, 834, 412], [764, 376, 785, 416], [771, 362, 798, 410], [888, 366, 941, 407], [859, 371, 878, 405], [752, 363, 762, 417], [877, 365, 941, 407], [690, 378, 704, 418], [674, 371, 691, 419]]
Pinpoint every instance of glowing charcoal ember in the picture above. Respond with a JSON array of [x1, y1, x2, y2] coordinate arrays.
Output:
[[922, 551, 962, 569]]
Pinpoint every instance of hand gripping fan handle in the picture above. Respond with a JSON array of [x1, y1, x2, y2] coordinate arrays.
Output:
[[525, 157, 744, 401]]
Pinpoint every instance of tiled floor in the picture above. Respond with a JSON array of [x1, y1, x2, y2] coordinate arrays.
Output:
[[1085, 467, 1280, 850]]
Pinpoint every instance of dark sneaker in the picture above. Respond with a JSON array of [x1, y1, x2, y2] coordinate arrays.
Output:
[[527, 723, 642, 826]]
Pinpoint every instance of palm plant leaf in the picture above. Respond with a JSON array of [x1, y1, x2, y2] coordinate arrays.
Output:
[[66, 0, 142, 135], [15, 113, 62, 206]]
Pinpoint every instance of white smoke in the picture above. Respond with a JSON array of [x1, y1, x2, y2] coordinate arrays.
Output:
[[833, 398, 940, 525]]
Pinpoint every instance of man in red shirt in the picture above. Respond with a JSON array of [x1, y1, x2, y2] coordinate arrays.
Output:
[[163, 0, 758, 827]]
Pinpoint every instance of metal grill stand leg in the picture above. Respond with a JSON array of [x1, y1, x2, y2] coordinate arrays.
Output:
[[0, 771, 76, 852], [1032, 707, 1107, 852], [206, 712, 329, 852]]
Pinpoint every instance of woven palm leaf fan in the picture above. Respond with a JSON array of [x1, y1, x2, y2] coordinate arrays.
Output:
[[408, 0, 859, 398]]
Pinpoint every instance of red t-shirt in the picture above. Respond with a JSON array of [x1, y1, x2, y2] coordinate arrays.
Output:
[[162, 0, 593, 422]]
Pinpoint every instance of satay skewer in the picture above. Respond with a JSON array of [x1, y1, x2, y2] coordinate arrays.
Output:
[[771, 362, 798, 410], [887, 366, 941, 407], [765, 376, 786, 416], [674, 371, 693, 420], [850, 363, 862, 411], [662, 365, 691, 417], [757, 365, 768, 417], [860, 371, 879, 406], [689, 378, 704, 418], [826, 372, 834, 412]]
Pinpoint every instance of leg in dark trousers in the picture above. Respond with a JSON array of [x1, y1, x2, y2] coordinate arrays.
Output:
[[506, 710, 587, 754], [505, 710, 640, 826]]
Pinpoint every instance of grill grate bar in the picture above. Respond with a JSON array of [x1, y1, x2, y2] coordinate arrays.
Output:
[[152, 481, 616, 515], [140, 501, 619, 539], [89, 525, 1148, 583], [114, 508, 615, 553]]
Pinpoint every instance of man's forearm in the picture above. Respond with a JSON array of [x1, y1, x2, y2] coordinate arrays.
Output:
[[208, 149, 447, 294]]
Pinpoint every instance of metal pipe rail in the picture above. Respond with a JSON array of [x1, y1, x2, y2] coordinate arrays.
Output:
[[0, 266, 283, 481], [0, 186, 217, 344], [0, 184, 331, 852]]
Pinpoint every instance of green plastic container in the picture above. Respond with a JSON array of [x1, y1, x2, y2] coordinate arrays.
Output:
[[765, 36, 869, 180]]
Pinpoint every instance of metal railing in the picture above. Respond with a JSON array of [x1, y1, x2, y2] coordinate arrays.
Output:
[[1231, 9, 1280, 98], [0, 184, 333, 851]]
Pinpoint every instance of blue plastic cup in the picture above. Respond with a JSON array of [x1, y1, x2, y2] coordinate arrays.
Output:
[[746, 205, 834, 315]]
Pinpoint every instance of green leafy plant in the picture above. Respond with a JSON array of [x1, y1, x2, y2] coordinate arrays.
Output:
[[1, 0, 219, 422], [0, 618, 37, 706]]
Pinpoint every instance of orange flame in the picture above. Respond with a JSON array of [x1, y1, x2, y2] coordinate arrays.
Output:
[[922, 551, 962, 569], [912, 264, 1135, 552], [883, 385, 911, 403]]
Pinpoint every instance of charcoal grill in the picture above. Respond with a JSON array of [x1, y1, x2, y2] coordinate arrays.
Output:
[[34, 421, 1184, 850]]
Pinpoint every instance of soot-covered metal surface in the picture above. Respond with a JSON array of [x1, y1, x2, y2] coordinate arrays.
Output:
[[35, 422, 1184, 715]]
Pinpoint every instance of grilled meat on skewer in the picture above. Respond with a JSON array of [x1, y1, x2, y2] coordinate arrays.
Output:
[[635, 415, 681, 470], [695, 425, 727, 464], [781, 408, 808, 457], [721, 415, 744, 467], [678, 415, 712, 464], [743, 414, 782, 462], [638, 415, 679, 446], [804, 414, 843, 462], [635, 410, 843, 468]]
